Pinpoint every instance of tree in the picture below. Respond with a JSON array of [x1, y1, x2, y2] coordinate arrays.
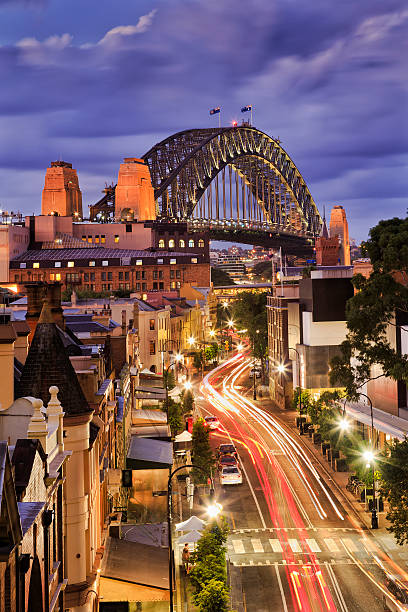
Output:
[[381, 438, 408, 545], [191, 419, 214, 484], [166, 398, 183, 436], [211, 267, 235, 286], [204, 343, 218, 363], [194, 580, 229, 612], [253, 260, 272, 280], [182, 389, 194, 414], [329, 216, 408, 397], [232, 291, 268, 380]]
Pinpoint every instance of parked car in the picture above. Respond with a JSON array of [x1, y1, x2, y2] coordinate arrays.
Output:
[[220, 466, 243, 486], [218, 454, 238, 470], [383, 576, 408, 611], [217, 443, 237, 458], [249, 368, 261, 378], [204, 415, 220, 430]]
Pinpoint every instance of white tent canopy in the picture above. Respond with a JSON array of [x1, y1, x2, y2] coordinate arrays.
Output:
[[175, 515, 205, 532], [169, 386, 183, 399], [174, 430, 192, 443], [176, 529, 203, 545]]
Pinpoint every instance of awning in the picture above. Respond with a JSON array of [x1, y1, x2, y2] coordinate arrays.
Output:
[[126, 436, 173, 470], [174, 430, 192, 443], [175, 515, 205, 532], [134, 385, 166, 400], [345, 401, 408, 441], [176, 529, 202, 544]]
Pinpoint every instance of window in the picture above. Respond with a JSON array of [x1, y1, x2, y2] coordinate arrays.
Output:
[[33, 262, 39, 269], [124, 271, 129, 280], [176, 270, 181, 278], [198, 239, 205, 248], [169, 238, 175, 248], [159, 282, 164, 290], [157, 258, 163, 264], [170, 258, 176, 265], [158, 239, 165, 248], [136, 271, 141, 280], [114, 235, 119, 243], [191, 257, 198, 263], [119, 271, 123, 280], [149, 340, 156, 355], [55, 273, 61, 281], [20, 263, 26, 269], [87, 236, 92, 243], [101, 235, 106, 244], [179, 239, 185, 248], [50, 273, 55, 280], [136, 259, 143, 266], [150, 319, 155, 330], [89, 261, 95, 266], [68, 261, 74, 268], [153, 271, 158, 279], [107, 284, 112, 291], [142, 282, 147, 291], [84, 273, 89, 281], [102, 260, 108, 266], [142, 271, 146, 279], [82, 235, 86, 242], [159, 270, 163, 279], [171, 281, 176, 289], [189, 239, 194, 247], [136, 283, 141, 291], [95, 236, 100, 244], [101, 272, 106, 281], [153, 282, 158, 290], [170, 270, 175, 279], [90, 272, 95, 281], [108, 272, 112, 281], [176, 281, 181, 289], [126, 224, 132, 233], [102, 284, 106, 291], [14, 274, 19, 282], [55, 261, 61, 268]]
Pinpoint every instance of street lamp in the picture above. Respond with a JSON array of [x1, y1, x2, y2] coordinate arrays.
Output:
[[164, 361, 189, 411], [339, 397, 350, 431], [359, 392, 378, 529], [188, 336, 196, 347], [209, 329, 216, 338], [167, 465, 219, 611]]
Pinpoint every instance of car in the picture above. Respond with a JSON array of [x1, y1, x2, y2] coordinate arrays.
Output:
[[204, 415, 220, 430], [218, 454, 238, 470], [220, 466, 243, 485], [383, 576, 408, 611], [249, 368, 261, 378], [217, 443, 237, 458]]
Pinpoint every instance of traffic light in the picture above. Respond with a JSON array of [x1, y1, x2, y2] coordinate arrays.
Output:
[[121, 469, 132, 488]]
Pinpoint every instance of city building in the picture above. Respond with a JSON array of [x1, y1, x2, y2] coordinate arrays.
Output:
[[329, 205, 351, 266]]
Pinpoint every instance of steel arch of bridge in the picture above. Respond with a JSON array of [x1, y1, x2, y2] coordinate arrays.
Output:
[[143, 126, 322, 239]]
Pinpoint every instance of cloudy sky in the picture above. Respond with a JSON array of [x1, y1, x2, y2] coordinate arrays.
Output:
[[0, 0, 407, 241]]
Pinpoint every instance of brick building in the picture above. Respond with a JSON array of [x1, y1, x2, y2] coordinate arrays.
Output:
[[10, 247, 210, 294]]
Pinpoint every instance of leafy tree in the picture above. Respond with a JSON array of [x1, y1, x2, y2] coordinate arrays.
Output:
[[193, 350, 203, 370], [204, 343, 218, 363], [252, 260, 272, 280], [232, 291, 268, 380], [211, 267, 236, 286], [163, 368, 176, 392], [191, 419, 214, 484], [330, 216, 408, 397], [381, 438, 408, 545], [194, 579, 229, 612], [167, 401, 183, 437], [302, 265, 317, 278]]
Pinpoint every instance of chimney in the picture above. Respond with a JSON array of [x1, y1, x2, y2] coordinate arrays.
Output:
[[46, 282, 64, 329], [25, 282, 47, 341], [121, 310, 126, 335], [0, 314, 17, 410]]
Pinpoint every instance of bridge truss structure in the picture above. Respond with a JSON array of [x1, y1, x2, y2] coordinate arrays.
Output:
[[142, 126, 322, 253]]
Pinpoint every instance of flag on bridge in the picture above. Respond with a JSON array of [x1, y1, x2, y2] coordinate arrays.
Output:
[[241, 105, 252, 113], [209, 107, 221, 115]]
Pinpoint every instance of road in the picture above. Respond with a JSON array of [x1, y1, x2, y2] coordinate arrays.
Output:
[[198, 352, 408, 612]]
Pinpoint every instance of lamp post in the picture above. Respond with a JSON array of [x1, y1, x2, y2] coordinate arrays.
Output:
[[167, 464, 219, 611], [164, 360, 188, 412], [288, 347, 302, 426], [359, 392, 378, 529]]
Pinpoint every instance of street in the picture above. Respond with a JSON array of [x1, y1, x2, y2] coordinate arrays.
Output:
[[198, 353, 408, 612]]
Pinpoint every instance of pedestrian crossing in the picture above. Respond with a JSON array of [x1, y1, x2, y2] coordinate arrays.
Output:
[[228, 534, 396, 557]]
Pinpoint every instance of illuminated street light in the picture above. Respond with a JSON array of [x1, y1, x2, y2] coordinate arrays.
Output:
[[209, 329, 216, 338], [175, 353, 183, 362], [363, 449, 374, 463], [237, 343, 243, 351], [277, 364, 285, 374], [188, 336, 196, 347], [227, 320, 234, 328], [207, 501, 223, 519], [223, 301, 228, 308], [339, 418, 350, 431], [184, 380, 192, 391]]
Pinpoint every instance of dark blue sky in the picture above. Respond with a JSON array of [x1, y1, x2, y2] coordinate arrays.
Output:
[[0, 0, 407, 241]]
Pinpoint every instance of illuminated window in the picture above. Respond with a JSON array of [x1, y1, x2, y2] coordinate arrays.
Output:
[[89, 261, 95, 266], [188, 239, 194, 247], [102, 260, 108, 266], [81, 235, 86, 242], [157, 258, 163, 264], [67, 261, 74, 268], [149, 319, 155, 330], [179, 239, 185, 248], [149, 341, 156, 355], [50, 273, 55, 280], [95, 236, 100, 243], [55, 273, 61, 281], [114, 235, 119, 243], [158, 239, 165, 248], [169, 239, 175, 248], [55, 262, 61, 268], [87, 236, 92, 243], [33, 262, 39, 269], [20, 263, 26, 269], [198, 239, 204, 248], [171, 281, 176, 289], [170, 258, 176, 265], [136, 260, 143, 266], [191, 257, 198, 263], [101, 235, 106, 244]]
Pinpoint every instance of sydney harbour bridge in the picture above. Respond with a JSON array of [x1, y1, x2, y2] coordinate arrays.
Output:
[[92, 126, 323, 255]]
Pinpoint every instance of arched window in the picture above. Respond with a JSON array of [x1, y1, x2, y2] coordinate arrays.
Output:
[[169, 239, 175, 248], [179, 239, 185, 248], [188, 239, 194, 248], [198, 239, 205, 248], [158, 239, 165, 248]]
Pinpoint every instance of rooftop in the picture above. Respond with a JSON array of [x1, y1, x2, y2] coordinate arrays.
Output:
[[12, 247, 189, 262]]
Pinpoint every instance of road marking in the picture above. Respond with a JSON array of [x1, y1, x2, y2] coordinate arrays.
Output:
[[275, 562, 288, 612], [269, 539, 283, 553], [232, 539, 245, 554], [325, 561, 349, 612], [288, 539, 302, 553], [251, 538, 264, 553], [341, 538, 358, 553], [305, 538, 321, 553], [324, 538, 340, 553], [362, 538, 377, 552]]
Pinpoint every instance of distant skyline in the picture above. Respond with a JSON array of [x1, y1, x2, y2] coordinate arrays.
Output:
[[0, 0, 407, 242]]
